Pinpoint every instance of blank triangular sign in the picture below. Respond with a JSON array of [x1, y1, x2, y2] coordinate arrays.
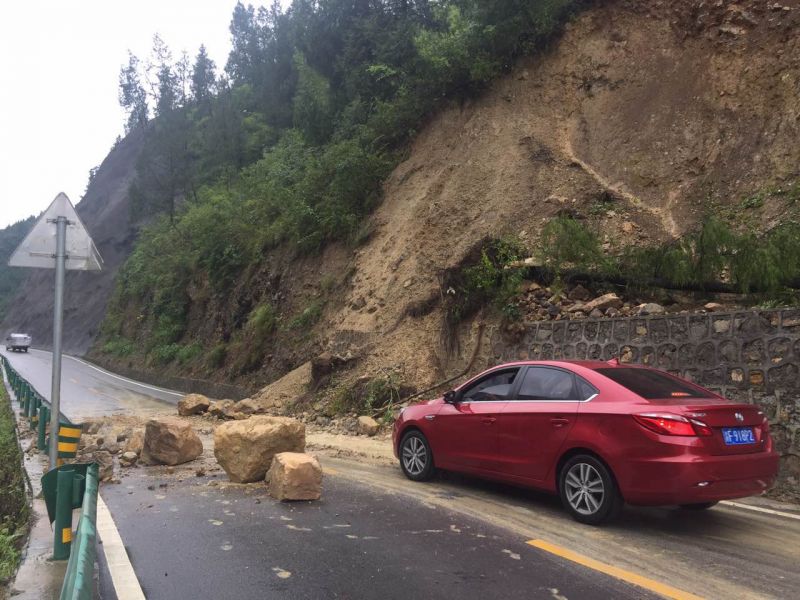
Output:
[[8, 192, 103, 271]]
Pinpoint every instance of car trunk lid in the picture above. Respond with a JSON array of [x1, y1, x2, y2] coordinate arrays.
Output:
[[680, 402, 766, 455]]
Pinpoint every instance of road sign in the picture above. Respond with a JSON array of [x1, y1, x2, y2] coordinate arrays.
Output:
[[8, 192, 102, 270], [8, 192, 103, 470]]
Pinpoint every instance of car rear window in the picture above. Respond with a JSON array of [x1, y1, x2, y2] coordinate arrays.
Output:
[[595, 368, 706, 399]]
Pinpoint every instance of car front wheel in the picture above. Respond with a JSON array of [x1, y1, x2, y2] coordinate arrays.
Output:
[[399, 430, 435, 482], [559, 454, 623, 525]]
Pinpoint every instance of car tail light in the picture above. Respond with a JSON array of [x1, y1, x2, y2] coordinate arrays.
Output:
[[760, 416, 770, 436], [633, 413, 712, 437]]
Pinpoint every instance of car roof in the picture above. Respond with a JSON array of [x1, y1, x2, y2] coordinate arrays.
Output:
[[491, 359, 646, 371]]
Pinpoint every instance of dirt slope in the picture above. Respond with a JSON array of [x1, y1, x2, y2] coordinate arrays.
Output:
[[312, 0, 800, 387], [0, 130, 144, 354]]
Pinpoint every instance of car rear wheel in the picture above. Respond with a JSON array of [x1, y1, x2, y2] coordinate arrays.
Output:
[[559, 454, 622, 525], [679, 502, 718, 510], [399, 430, 435, 482]]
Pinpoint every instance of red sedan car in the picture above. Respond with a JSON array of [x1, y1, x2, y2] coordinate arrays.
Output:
[[392, 360, 779, 524]]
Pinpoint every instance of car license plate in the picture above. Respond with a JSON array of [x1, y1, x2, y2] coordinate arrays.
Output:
[[722, 427, 755, 445]]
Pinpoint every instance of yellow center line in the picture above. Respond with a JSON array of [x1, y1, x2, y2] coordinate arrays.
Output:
[[527, 539, 705, 600]]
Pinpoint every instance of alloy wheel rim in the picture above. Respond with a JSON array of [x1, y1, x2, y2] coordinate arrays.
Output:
[[565, 463, 605, 515], [402, 436, 427, 476]]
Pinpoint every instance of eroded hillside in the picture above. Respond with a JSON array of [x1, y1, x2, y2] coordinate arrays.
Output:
[[319, 0, 800, 386], [81, 0, 800, 402]]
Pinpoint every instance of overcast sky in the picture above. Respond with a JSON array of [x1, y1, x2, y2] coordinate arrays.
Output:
[[0, 0, 275, 230]]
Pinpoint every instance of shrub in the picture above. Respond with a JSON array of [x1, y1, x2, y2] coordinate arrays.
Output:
[[539, 216, 609, 276], [288, 300, 324, 330], [176, 343, 203, 365], [102, 337, 135, 357], [208, 344, 227, 369], [149, 343, 182, 366], [247, 303, 278, 341]]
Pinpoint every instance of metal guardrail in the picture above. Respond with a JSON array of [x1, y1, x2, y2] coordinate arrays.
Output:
[[59, 463, 99, 600], [1, 353, 99, 596]]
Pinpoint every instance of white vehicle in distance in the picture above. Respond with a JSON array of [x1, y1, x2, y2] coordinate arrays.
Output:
[[5, 333, 32, 353]]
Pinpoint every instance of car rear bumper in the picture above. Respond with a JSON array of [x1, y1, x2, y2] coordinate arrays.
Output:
[[619, 450, 780, 506]]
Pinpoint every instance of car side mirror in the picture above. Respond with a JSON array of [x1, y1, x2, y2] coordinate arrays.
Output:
[[444, 390, 457, 404]]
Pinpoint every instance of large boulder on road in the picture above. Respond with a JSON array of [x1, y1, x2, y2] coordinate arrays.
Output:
[[214, 416, 305, 483], [140, 418, 203, 466], [267, 452, 323, 501], [123, 429, 144, 455], [178, 394, 211, 416], [208, 400, 235, 418]]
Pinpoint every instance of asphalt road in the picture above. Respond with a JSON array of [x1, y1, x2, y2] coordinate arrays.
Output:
[[100, 467, 657, 600], [0, 347, 180, 419], [5, 348, 800, 600]]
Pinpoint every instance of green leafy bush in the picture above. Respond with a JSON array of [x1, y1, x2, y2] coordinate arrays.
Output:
[[149, 343, 182, 366], [539, 216, 609, 276], [443, 238, 527, 333], [288, 299, 325, 330], [248, 303, 278, 340], [102, 337, 135, 357], [208, 344, 227, 369], [176, 343, 203, 365]]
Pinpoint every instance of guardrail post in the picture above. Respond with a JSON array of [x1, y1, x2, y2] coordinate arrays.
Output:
[[38, 406, 49, 451], [54, 468, 75, 560]]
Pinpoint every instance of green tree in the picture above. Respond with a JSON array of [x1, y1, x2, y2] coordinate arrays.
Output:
[[191, 44, 217, 105], [118, 52, 148, 132]]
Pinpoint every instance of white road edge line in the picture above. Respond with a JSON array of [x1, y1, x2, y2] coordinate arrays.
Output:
[[720, 500, 800, 521], [96, 495, 146, 600], [60, 352, 184, 397]]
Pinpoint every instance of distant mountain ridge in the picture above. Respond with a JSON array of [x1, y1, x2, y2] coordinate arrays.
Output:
[[0, 130, 144, 354]]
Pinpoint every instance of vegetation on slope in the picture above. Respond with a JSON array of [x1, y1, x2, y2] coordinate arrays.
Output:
[[0, 383, 28, 587], [102, 0, 582, 368]]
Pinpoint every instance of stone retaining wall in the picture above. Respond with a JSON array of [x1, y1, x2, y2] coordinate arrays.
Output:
[[492, 308, 800, 482]]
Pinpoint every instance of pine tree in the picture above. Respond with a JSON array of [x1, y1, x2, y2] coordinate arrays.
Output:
[[118, 52, 149, 132]]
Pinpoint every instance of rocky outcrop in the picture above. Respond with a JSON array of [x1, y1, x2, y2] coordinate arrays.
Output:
[[178, 394, 210, 416], [140, 418, 203, 466], [267, 452, 323, 501], [213, 416, 305, 483]]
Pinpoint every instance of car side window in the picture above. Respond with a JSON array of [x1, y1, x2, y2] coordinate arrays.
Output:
[[576, 377, 598, 401], [460, 369, 519, 402], [518, 367, 577, 400]]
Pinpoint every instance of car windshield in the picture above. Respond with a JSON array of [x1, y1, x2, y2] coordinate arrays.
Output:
[[595, 368, 707, 399]]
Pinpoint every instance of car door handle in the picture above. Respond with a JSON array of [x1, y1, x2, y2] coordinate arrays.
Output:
[[550, 418, 570, 428], [481, 417, 497, 425]]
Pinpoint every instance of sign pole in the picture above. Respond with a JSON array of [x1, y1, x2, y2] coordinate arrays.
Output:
[[48, 216, 67, 470]]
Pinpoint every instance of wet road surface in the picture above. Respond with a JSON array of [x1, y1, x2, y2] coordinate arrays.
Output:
[[100, 465, 659, 600], [1, 348, 180, 419]]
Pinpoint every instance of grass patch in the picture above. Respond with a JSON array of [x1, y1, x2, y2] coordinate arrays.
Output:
[[0, 379, 29, 586]]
